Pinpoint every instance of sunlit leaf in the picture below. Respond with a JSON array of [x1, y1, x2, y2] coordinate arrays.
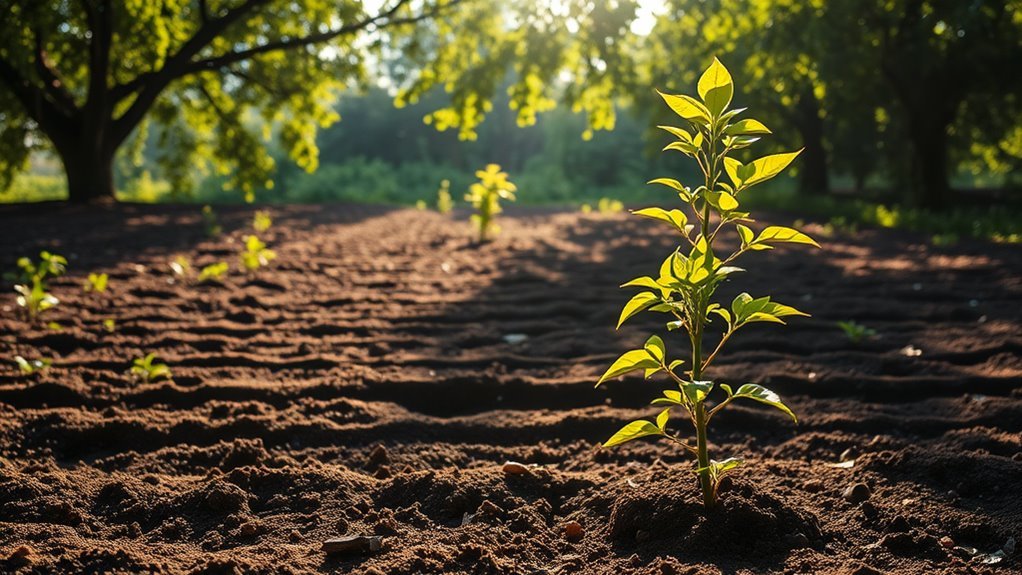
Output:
[[596, 350, 661, 386], [603, 420, 663, 448], [657, 90, 711, 125], [697, 57, 733, 116], [743, 150, 803, 187], [633, 207, 689, 234], [755, 225, 820, 248], [732, 384, 797, 422], [617, 291, 660, 328]]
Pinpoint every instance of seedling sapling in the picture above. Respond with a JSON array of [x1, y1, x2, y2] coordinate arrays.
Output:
[[253, 210, 273, 233], [837, 320, 876, 344], [197, 262, 229, 284], [15, 356, 51, 376], [83, 272, 109, 293], [465, 164, 516, 242], [240, 235, 276, 273], [595, 58, 819, 509], [437, 179, 454, 215], [11, 252, 67, 323], [131, 353, 172, 383]]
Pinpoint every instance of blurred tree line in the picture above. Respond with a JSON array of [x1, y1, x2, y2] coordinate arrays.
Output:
[[2, 1, 1020, 210]]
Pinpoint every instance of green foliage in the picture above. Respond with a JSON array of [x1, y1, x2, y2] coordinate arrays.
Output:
[[14, 356, 51, 376], [465, 164, 517, 242], [202, 205, 222, 237], [197, 262, 229, 284], [597, 59, 816, 509], [253, 211, 273, 233], [240, 236, 276, 273], [10, 251, 66, 322], [837, 321, 877, 344], [83, 273, 109, 293], [437, 180, 454, 215], [131, 353, 172, 384]]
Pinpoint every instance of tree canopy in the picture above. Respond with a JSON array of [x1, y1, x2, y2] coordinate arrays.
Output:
[[0, 0, 639, 202]]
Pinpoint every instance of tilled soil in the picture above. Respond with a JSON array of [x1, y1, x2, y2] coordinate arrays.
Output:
[[0, 203, 1019, 575]]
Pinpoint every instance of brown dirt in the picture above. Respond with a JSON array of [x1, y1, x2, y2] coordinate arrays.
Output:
[[0, 202, 1020, 575]]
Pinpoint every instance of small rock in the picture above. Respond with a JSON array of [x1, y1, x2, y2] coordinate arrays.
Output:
[[784, 532, 810, 548], [366, 445, 390, 469], [502, 461, 530, 475], [460, 512, 475, 526], [321, 535, 383, 555], [939, 536, 954, 549], [239, 521, 260, 537], [476, 500, 503, 517], [843, 482, 872, 504], [635, 529, 650, 543], [860, 500, 878, 519], [803, 479, 824, 493], [289, 530, 303, 543], [563, 521, 583, 542]]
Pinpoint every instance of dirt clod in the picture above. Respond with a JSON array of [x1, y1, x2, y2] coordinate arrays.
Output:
[[321, 535, 383, 555], [843, 482, 872, 504], [563, 521, 583, 542], [502, 461, 530, 475]]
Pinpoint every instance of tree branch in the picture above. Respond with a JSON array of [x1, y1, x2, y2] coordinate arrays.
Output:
[[32, 26, 78, 113]]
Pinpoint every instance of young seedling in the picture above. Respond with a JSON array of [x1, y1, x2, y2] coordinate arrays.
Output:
[[465, 164, 516, 242], [837, 320, 876, 344], [437, 179, 454, 215], [14, 356, 51, 376], [240, 235, 276, 273], [415, 200, 428, 211], [11, 251, 67, 323], [598, 198, 624, 215], [102, 318, 116, 333], [197, 262, 229, 284], [202, 205, 222, 237], [131, 353, 172, 384], [253, 210, 273, 233], [83, 272, 109, 293], [169, 255, 192, 278], [595, 58, 819, 509]]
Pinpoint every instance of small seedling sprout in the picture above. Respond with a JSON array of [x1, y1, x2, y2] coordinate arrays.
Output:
[[465, 164, 516, 242], [83, 272, 109, 293], [197, 262, 229, 284], [131, 353, 172, 383], [240, 235, 276, 273], [437, 179, 454, 214], [15, 356, 51, 375], [837, 320, 876, 344], [253, 210, 273, 233]]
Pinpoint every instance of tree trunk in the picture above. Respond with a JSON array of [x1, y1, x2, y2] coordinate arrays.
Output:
[[59, 138, 116, 204], [793, 89, 830, 195], [906, 114, 951, 210]]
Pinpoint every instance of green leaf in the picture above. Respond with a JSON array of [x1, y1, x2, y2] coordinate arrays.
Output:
[[663, 141, 700, 156], [736, 224, 754, 246], [723, 157, 743, 187], [683, 380, 714, 404], [603, 420, 663, 448], [596, 349, 661, 386], [656, 408, 670, 431], [754, 225, 820, 248], [644, 335, 665, 362], [657, 89, 710, 125], [657, 125, 693, 143], [651, 389, 684, 406], [732, 383, 797, 422], [620, 276, 661, 290], [704, 191, 739, 212], [743, 150, 803, 187], [617, 291, 660, 329], [632, 207, 689, 234], [724, 118, 771, 136], [697, 57, 733, 116]]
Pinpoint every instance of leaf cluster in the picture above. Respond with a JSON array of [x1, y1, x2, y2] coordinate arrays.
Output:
[[130, 353, 172, 384], [10, 251, 67, 322]]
